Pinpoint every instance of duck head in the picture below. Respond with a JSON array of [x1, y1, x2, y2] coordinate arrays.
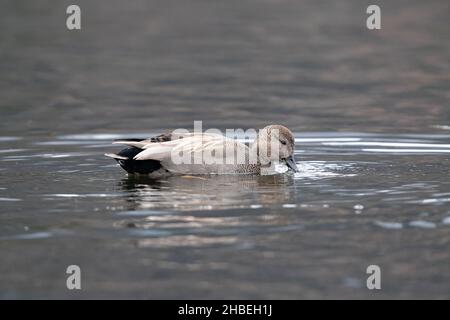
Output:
[[252, 125, 298, 172]]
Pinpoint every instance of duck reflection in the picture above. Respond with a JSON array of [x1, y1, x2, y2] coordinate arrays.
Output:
[[118, 174, 297, 212], [116, 174, 298, 248]]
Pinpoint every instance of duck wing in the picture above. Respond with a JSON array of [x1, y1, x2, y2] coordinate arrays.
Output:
[[133, 134, 249, 164]]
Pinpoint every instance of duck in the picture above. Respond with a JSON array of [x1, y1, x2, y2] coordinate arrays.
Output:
[[105, 125, 298, 177]]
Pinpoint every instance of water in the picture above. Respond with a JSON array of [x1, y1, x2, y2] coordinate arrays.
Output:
[[1, 0, 450, 299]]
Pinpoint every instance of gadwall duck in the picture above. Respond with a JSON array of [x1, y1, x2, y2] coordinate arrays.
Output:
[[105, 125, 298, 177]]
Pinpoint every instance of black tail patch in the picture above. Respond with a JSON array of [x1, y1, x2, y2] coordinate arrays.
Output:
[[115, 147, 162, 174]]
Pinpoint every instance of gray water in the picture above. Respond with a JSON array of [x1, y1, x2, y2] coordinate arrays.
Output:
[[1, 0, 450, 299]]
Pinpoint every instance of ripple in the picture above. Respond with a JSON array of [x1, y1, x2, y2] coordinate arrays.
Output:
[[433, 125, 450, 130], [297, 138, 361, 142], [0, 137, 22, 142], [324, 142, 450, 148], [59, 133, 154, 140], [116, 210, 173, 217], [415, 198, 450, 204], [34, 141, 96, 146], [0, 197, 22, 202], [0, 149, 27, 154], [136, 235, 239, 248], [409, 220, 436, 229], [374, 221, 403, 230], [45, 193, 121, 198], [56, 169, 81, 173], [1, 232, 52, 240], [363, 149, 450, 153], [294, 161, 357, 180], [127, 229, 172, 237], [0, 158, 27, 162], [2, 152, 95, 160]]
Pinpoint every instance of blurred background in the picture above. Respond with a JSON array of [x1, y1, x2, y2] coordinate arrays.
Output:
[[1, 0, 450, 299], [1, 0, 449, 135]]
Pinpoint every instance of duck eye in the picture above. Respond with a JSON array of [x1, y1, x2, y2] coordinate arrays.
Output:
[[280, 140, 287, 145]]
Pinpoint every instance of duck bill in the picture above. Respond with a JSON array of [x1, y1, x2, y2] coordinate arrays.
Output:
[[285, 155, 299, 172]]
